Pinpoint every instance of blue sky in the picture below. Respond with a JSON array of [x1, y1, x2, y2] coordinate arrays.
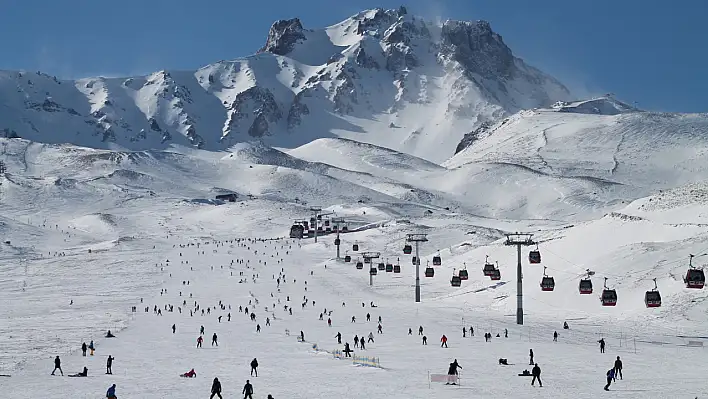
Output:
[[1, 0, 705, 112]]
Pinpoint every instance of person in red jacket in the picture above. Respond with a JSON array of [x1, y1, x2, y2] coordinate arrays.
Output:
[[441, 335, 448, 348]]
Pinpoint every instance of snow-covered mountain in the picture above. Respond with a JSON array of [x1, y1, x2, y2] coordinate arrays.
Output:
[[0, 7, 569, 162]]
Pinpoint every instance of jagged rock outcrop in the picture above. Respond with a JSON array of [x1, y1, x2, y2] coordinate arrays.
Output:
[[259, 18, 307, 56], [440, 20, 514, 79]]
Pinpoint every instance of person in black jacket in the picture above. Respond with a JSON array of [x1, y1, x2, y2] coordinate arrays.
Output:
[[243, 379, 254, 399], [51, 356, 63, 375], [447, 359, 462, 375], [531, 363, 542, 387], [81, 342, 87, 356], [106, 355, 114, 375], [613, 356, 623, 380], [210, 377, 223, 399], [250, 358, 259, 377]]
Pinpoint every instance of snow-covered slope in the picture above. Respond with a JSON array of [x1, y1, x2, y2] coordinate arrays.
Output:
[[0, 7, 569, 162]]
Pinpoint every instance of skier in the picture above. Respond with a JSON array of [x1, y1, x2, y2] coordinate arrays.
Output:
[[256, 324, 261, 333], [448, 359, 462, 376], [172, 324, 176, 334], [368, 332, 374, 343], [553, 331, 558, 342], [529, 349, 534, 365], [604, 368, 615, 390], [419, 326, 424, 335], [422, 335, 428, 345], [197, 336, 203, 348], [200, 325, 205, 335], [441, 334, 448, 348], [250, 358, 259, 377], [377, 324, 383, 334], [89, 340, 95, 356], [504, 328, 508, 338], [243, 379, 254, 399], [106, 383, 117, 399], [598, 338, 606, 353], [81, 342, 87, 356], [51, 355, 63, 376], [351, 316, 356, 323], [106, 355, 114, 374], [531, 363, 542, 387], [335, 332, 342, 344], [354, 335, 359, 348], [211, 377, 223, 399], [614, 356, 623, 380], [366, 313, 371, 322], [360, 337, 366, 350], [212, 333, 218, 346], [343, 343, 353, 357], [408, 328, 413, 335], [328, 318, 332, 327], [470, 326, 474, 336]]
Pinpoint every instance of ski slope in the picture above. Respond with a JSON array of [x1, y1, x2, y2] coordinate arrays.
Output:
[[1, 129, 708, 398]]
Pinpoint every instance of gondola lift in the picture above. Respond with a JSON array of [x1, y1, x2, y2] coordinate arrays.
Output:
[[378, 262, 385, 271], [644, 278, 661, 308], [385, 261, 393, 272], [490, 265, 501, 281], [393, 258, 401, 273], [370, 266, 377, 275], [433, 253, 442, 266], [355, 259, 363, 269], [540, 266, 555, 291], [600, 277, 617, 306], [684, 254, 705, 289], [458, 263, 469, 280], [451, 271, 461, 287], [579, 269, 593, 294], [403, 244, 412, 255], [425, 262, 435, 277], [483, 255, 495, 276], [529, 244, 541, 264], [352, 242, 359, 252], [344, 253, 351, 263]]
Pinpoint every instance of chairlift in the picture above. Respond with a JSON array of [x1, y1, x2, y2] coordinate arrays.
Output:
[[684, 254, 705, 289], [385, 262, 393, 272], [433, 254, 442, 266], [403, 244, 412, 255], [601, 277, 617, 306], [458, 264, 469, 280], [352, 243, 359, 252], [529, 245, 541, 264], [540, 266, 555, 291], [425, 267, 434, 277], [483, 255, 495, 276], [378, 262, 385, 271], [645, 278, 661, 308], [356, 259, 363, 269], [451, 273, 462, 287]]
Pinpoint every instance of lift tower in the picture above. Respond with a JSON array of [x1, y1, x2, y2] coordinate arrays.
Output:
[[406, 233, 428, 302], [504, 233, 536, 325], [331, 218, 346, 259], [362, 252, 380, 286]]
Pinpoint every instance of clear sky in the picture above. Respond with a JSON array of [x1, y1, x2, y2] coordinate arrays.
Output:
[[1, 0, 705, 112]]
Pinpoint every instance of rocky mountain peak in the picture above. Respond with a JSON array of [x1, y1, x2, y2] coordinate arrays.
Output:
[[440, 20, 514, 79], [259, 18, 306, 56]]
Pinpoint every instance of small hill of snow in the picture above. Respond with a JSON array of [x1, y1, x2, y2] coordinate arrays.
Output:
[[551, 96, 640, 115]]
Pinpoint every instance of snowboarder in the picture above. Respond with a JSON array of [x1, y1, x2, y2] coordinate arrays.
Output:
[[106, 355, 114, 374], [211, 377, 223, 399], [598, 338, 606, 353], [243, 379, 254, 399], [250, 358, 258, 377], [105, 330, 115, 338], [441, 335, 448, 348], [604, 368, 615, 390], [69, 366, 88, 377], [81, 342, 87, 356], [181, 368, 196, 378], [529, 349, 534, 365], [614, 356, 623, 380], [531, 364, 542, 387], [563, 321, 569, 330], [212, 333, 218, 346], [106, 383, 117, 399], [197, 336, 203, 348], [51, 356, 63, 375]]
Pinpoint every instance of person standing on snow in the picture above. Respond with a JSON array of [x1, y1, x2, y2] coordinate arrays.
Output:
[[441, 335, 448, 348], [106, 383, 117, 399], [604, 368, 615, 391], [89, 340, 95, 356], [81, 342, 87, 356], [448, 359, 462, 375], [598, 338, 606, 353], [250, 358, 259, 377], [614, 356, 623, 380], [243, 379, 254, 399], [378, 324, 383, 334], [210, 377, 223, 399], [368, 332, 375, 343], [172, 324, 176, 334], [354, 335, 359, 348], [419, 326, 424, 335], [529, 349, 534, 365], [106, 355, 114, 375], [51, 355, 63, 376], [335, 332, 342, 344], [531, 364, 542, 387], [212, 333, 218, 346], [197, 336, 203, 348], [553, 331, 558, 342]]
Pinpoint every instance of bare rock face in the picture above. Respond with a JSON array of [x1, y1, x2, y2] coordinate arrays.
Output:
[[259, 18, 306, 56], [248, 112, 270, 137], [223, 87, 282, 140], [440, 20, 514, 79], [287, 92, 310, 130]]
